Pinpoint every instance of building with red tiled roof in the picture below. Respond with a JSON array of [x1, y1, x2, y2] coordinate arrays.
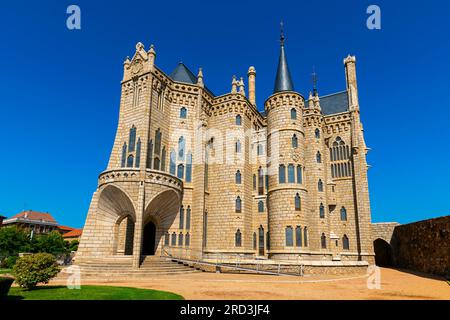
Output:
[[2, 210, 59, 234], [62, 228, 82, 241]]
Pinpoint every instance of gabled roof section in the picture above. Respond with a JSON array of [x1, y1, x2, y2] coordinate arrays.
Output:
[[306, 91, 349, 115], [6, 210, 58, 224], [169, 63, 198, 84]]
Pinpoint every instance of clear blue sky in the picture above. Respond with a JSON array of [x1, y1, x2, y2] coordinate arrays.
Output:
[[0, 0, 449, 228]]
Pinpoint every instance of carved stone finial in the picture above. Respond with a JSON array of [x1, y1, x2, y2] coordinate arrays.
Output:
[[197, 68, 204, 87], [239, 77, 245, 96], [148, 44, 156, 55], [231, 75, 237, 93], [344, 55, 356, 65]]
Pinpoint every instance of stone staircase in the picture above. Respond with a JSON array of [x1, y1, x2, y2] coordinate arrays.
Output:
[[57, 255, 202, 280]]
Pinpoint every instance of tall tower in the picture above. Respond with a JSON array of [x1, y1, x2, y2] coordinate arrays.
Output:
[[265, 26, 306, 259]]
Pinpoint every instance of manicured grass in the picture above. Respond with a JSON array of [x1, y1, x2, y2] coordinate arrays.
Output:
[[7, 285, 184, 300], [0, 268, 12, 274]]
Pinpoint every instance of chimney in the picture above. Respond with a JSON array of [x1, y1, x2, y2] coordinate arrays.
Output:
[[247, 66, 256, 105]]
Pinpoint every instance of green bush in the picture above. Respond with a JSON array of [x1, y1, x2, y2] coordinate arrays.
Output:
[[0, 276, 14, 298], [12, 253, 60, 290], [0, 226, 32, 258], [2, 256, 18, 269]]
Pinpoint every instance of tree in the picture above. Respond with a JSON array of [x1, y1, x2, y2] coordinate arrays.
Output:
[[13, 253, 60, 289], [31, 231, 68, 255], [0, 226, 32, 259]]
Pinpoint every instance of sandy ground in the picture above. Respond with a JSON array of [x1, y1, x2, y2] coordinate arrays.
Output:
[[49, 267, 450, 300]]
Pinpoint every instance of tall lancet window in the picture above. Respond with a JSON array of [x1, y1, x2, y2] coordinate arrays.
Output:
[[291, 108, 297, 120], [315, 128, 321, 139], [235, 140, 241, 153], [186, 206, 191, 230], [235, 170, 242, 184], [296, 165, 302, 184], [292, 134, 298, 148], [180, 107, 187, 119], [235, 229, 242, 247], [279, 164, 286, 183], [295, 193, 301, 211], [121, 143, 127, 167], [177, 164, 184, 179], [319, 203, 325, 218], [154, 129, 162, 155], [135, 138, 141, 168], [179, 206, 184, 229], [178, 136, 185, 160], [235, 196, 242, 213], [236, 114, 242, 125], [318, 179, 324, 192], [169, 150, 176, 175], [128, 126, 136, 152], [288, 164, 295, 183], [126, 155, 134, 168], [186, 152, 192, 182], [316, 151, 322, 163], [147, 140, 153, 169]]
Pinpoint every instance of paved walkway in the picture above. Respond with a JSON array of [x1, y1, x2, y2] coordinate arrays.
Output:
[[50, 267, 450, 300]]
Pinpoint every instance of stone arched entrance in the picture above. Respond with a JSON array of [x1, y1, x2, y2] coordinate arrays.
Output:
[[142, 221, 157, 255], [373, 238, 393, 267]]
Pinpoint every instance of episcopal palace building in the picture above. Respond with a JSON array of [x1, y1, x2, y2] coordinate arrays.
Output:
[[76, 33, 375, 270]]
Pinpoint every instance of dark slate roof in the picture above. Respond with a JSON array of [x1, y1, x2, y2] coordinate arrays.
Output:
[[273, 44, 295, 93], [305, 91, 349, 115], [169, 63, 198, 84], [168, 63, 215, 96]]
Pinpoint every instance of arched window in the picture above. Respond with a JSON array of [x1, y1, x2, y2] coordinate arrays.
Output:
[[121, 142, 127, 167], [288, 164, 295, 183], [171, 232, 177, 246], [235, 229, 242, 247], [126, 155, 134, 168], [316, 151, 321, 163], [295, 193, 301, 211], [342, 235, 349, 250], [266, 231, 270, 250], [186, 206, 191, 230], [321, 233, 327, 249], [253, 232, 257, 250], [179, 206, 184, 229], [297, 165, 302, 184], [147, 140, 153, 169], [160, 146, 166, 171], [135, 139, 141, 168], [180, 106, 187, 119], [235, 140, 241, 153], [319, 203, 325, 218], [292, 134, 298, 148], [303, 227, 308, 247], [279, 164, 286, 183], [177, 164, 184, 179], [178, 136, 185, 160], [258, 167, 264, 195], [153, 157, 160, 170], [186, 152, 192, 182], [315, 128, 321, 139], [164, 232, 170, 246], [340, 207, 347, 221], [154, 128, 162, 155], [318, 179, 324, 192], [169, 150, 176, 175], [258, 200, 264, 213], [235, 196, 242, 213], [295, 226, 302, 247], [185, 233, 190, 246], [285, 226, 293, 247], [291, 108, 297, 120], [178, 233, 183, 246], [236, 114, 242, 125], [128, 125, 136, 152], [235, 170, 242, 184], [253, 174, 256, 190]]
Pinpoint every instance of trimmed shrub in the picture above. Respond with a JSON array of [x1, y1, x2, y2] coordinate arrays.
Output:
[[0, 276, 14, 298], [2, 256, 18, 269], [12, 253, 60, 290]]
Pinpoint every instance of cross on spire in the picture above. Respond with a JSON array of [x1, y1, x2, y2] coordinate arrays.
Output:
[[280, 20, 285, 46]]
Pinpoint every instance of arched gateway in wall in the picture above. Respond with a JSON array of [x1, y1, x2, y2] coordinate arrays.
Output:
[[76, 168, 182, 268]]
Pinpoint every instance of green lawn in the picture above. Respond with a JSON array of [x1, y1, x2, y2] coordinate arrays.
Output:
[[7, 285, 184, 300], [0, 268, 12, 274]]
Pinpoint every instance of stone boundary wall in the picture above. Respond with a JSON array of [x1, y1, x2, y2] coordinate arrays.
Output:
[[392, 215, 450, 277]]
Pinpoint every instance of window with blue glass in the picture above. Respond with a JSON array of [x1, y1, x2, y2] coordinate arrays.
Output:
[[235, 196, 242, 213], [179, 206, 184, 229], [279, 164, 286, 183], [297, 165, 302, 184], [128, 125, 136, 152], [340, 207, 347, 221], [180, 107, 187, 119], [295, 226, 302, 247], [121, 142, 127, 167], [342, 234, 349, 250], [186, 152, 192, 182], [258, 200, 264, 213], [135, 138, 141, 167], [160, 146, 166, 171], [126, 155, 134, 168], [236, 114, 242, 125], [321, 233, 327, 249], [235, 229, 242, 247], [315, 128, 321, 139], [319, 203, 325, 218], [291, 108, 297, 120], [170, 150, 176, 175], [316, 151, 322, 163], [285, 226, 293, 247], [235, 140, 241, 153], [185, 233, 190, 246], [318, 179, 324, 192], [292, 134, 298, 148], [178, 136, 185, 160], [186, 206, 191, 229], [177, 164, 184, 179], [235, 170, 242, 184], [295, 193, 301, 211], [288, 164, 295, 183]]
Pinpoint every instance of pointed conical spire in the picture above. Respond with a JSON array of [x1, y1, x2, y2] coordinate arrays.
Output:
[[273, 21, 295, 93]]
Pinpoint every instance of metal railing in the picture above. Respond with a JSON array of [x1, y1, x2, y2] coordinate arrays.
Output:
[[160, 245, 304, 276]]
